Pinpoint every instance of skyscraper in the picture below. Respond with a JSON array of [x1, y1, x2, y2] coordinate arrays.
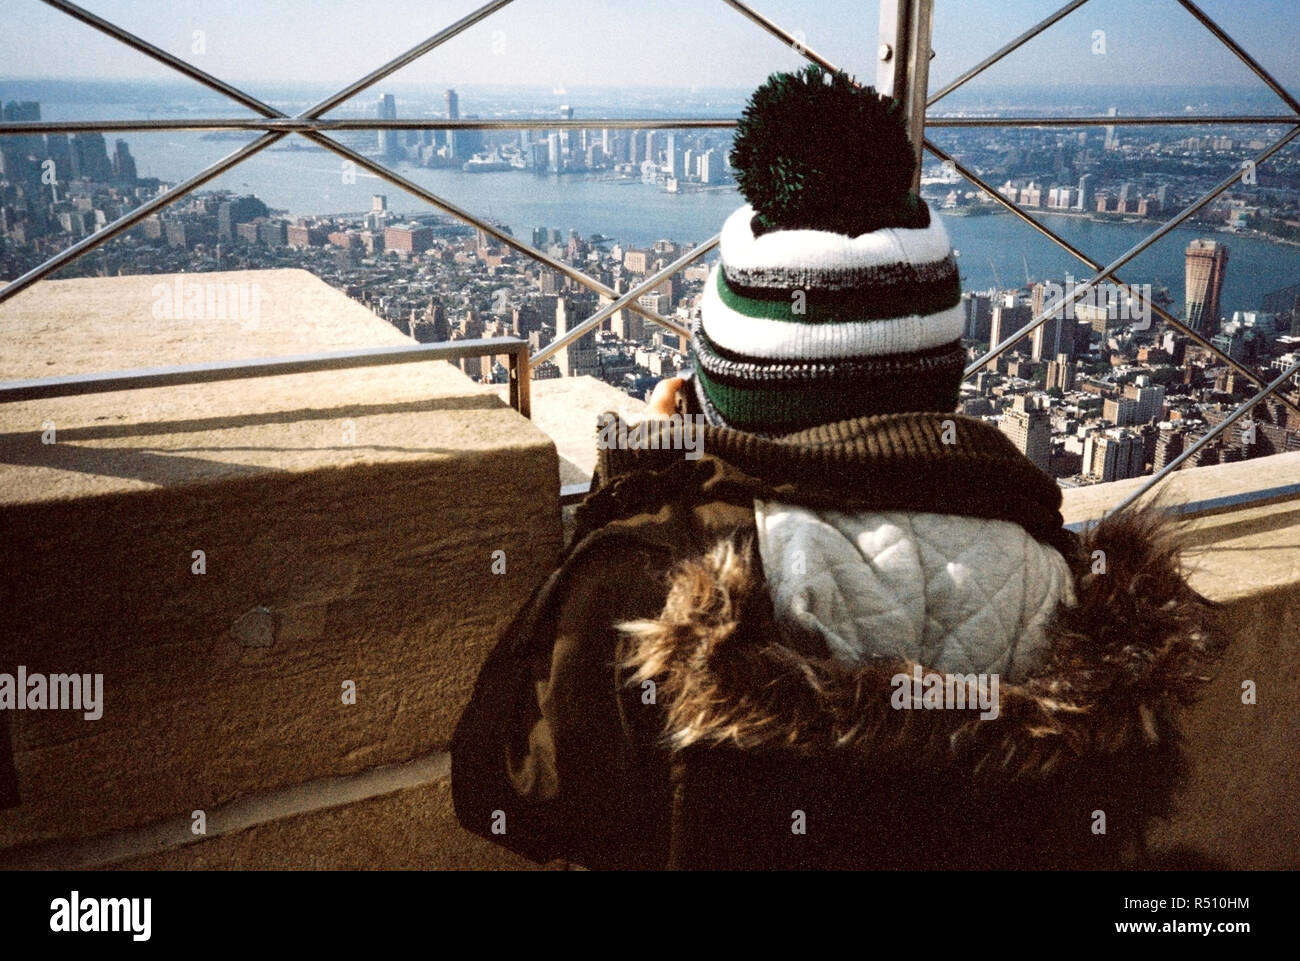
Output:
[[1084, 428, 1144, 482], [555, 297, 599, 378], [444, 89, 460, 157], [665, 132, 682, 179], [377, 94, 398, 161], [558, 104, 574, 159], [1046, 353, 1076, 392], [962, 292, 993, 342], [989, 301, 1032, 357], [547, 132, 561, 173], [69, 132, 113, 181], [1076, 173, 1094, 211], [1030, 282, 1073, 361], [999, 394, 1051, 472], [111, 139, 137, 184], [1185, 239, 1229, 336]]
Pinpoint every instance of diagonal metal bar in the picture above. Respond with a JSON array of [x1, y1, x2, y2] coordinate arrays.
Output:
[[1105, 354, 1300, 518], [40, 0, 278, 118], [17, 0, 605, 329], [300, 131, 687, 337], [302, 0, 517, 119], [923, 139, 1300, 419], [705, 7, 1300, 420], [927, 0, 1091, 107], [1177, 0, 1300, 117], [0, 132, 285, 305], [720, 0, 841, 73], [926, 114, 1300, 127], [530, 238, 718, 367], [958, 124, 1300, 377]]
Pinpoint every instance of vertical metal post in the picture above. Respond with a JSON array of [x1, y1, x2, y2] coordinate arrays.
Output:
[[509, 343, 532, 419], [877, 0, 934, 190]]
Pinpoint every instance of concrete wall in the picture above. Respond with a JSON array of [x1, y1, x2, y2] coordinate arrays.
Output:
[[1065, 454, 1300, 869], [0, 271, 560, 869]]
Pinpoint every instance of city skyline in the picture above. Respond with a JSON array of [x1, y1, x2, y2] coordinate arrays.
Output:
[[2, 0, 1299, 92]]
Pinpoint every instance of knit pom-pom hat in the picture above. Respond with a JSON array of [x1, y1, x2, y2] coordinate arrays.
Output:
[[690, 65, 965, 434]]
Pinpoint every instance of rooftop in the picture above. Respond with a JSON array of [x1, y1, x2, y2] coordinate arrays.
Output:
[[0, 267, 1295, 869]]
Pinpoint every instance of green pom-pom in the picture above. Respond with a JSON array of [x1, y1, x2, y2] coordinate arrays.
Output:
[[730, 65, 928, 236]]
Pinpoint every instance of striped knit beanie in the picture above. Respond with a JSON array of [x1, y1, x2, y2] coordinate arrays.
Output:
[[691, 66, 965, 434]]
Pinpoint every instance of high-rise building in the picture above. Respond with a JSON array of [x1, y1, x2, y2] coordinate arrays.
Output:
[[69, 132, 113, 181], [555, 297, 600, 378], [377, 94, 398, 162], [111, 139, 137, 184], [604, 283, 643, 342], [1076, 173, 1094, 211], [444, 89, 460, 157], [1261, 281, 1300, 337], [547, 132, 561, 173], [383, 223, 433, 256], [999, 394, 1051, 471], [1124, 382, 1166, 424], [1152, 426, 1185, 472], [1046, 353, 1076, 392], [989, 302, 1032, 357], [1084, 428, 1144, 481], [557, 104, 574, 159], [1030, 283, 1075, 361], [1103, 396, 1138, 427], [665, 133, 682, 179], [217, 194, 268, 240], [962, 292, 993, 342], [699, 149, 721, 184], [1185, 238, 1229, 336], [1, 101, 42, 174]]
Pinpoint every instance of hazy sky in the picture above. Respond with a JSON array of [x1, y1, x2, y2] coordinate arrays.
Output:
[[1, 0, 1298, 98]]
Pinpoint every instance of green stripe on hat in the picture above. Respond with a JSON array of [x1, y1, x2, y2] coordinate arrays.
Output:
[[715, 263, 961, 324], [693, 339, 964, 432]]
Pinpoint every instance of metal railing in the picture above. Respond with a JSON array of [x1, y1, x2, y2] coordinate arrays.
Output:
[[711, 0, 1300, 518], [0, 338, 533, 417], [1, 0, 1298, 518]]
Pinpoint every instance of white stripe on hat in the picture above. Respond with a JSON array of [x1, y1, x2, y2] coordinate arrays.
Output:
[[719, 204, 954, 279], [700, 264, 965, 360]]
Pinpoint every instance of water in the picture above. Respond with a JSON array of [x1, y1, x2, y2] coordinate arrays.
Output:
[[944, 212, 1299, 319], [20, 97, 1300, 316]]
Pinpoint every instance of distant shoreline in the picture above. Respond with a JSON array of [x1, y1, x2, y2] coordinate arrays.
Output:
[[928, 201, 1300, 250]]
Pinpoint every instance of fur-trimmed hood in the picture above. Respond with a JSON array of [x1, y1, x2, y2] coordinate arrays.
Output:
[[621, 506, 1223, 789]]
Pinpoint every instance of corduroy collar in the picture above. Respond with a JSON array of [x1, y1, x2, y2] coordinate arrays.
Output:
[[586, 410, 1078, 560]]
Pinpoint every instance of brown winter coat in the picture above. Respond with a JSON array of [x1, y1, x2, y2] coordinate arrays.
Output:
[[450, 411, 1223, 870]]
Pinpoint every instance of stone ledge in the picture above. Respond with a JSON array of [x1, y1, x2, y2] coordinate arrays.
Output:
[[103, 775, 545, 871], [0, 270, 563, 858], [1061, 454, 1300, 869], [1061, 451, 1300, 604], [498, 375, 647, 486]]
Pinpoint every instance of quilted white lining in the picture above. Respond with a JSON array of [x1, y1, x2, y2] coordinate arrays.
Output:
[[753, 500, 1077, 680]]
